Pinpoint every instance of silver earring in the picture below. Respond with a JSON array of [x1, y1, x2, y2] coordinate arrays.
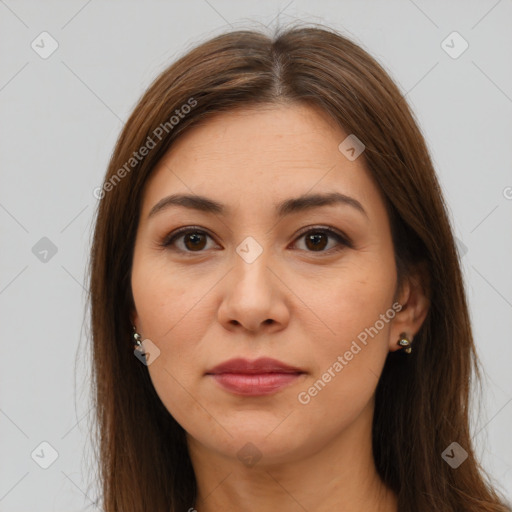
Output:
[[132, 325, 142, 348], [397, 332, 413, 354]]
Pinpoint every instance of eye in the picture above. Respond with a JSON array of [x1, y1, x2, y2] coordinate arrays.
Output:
[[161, 225, 351, 255], [292, 227, 351, 253], [161, 227, 218, 253]]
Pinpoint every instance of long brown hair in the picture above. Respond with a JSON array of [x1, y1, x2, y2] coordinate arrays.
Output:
[[87, 24, 511, 511]]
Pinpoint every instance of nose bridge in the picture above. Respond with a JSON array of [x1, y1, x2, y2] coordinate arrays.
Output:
[[231, 235, 274, 299], [217, 235, 289, 331]]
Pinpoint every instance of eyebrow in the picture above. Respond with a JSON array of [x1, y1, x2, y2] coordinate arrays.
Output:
[[148, 191, 368, 219]]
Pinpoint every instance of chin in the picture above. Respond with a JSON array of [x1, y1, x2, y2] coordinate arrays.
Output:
[[191, 422, 312, 466]]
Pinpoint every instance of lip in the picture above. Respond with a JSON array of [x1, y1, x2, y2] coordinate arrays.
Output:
[[206, 357, 304, 375], [206, 357, 306, 396]]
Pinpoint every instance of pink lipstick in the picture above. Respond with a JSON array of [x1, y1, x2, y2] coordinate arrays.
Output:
[[206, 357, 305, 396]]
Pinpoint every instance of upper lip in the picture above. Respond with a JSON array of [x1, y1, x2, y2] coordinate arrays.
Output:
[[206, 357, 305, 375]]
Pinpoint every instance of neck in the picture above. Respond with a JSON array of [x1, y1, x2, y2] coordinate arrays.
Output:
[[187, 399, 398, 512]]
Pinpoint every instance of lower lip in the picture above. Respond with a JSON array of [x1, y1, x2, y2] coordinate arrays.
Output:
[[208, 372, 303, 396]]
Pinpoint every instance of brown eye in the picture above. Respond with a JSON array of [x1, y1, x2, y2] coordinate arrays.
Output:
[[162, 226, 350, 255], [162, 228, 217, 253], [183, 232, 207, 251], [294, 228, 350, 253], [304, 232, 329, 251]]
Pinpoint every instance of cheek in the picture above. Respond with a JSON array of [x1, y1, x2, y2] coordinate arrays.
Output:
[[131, 254, 215, 385], [304, 256, 396, 346], [132, 268, 213, 434], [131, 252, 206, 339], [295, 258, 396, 411], [132, 278, 207, 374]]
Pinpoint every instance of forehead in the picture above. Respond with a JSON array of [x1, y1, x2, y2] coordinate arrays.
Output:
[[139, 103, 381, 219], [156, 103, 346, 173]]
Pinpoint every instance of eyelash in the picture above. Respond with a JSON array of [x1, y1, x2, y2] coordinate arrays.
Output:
[[160, 225, 352, 255]]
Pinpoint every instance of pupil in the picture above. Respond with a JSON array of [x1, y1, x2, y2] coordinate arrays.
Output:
[[307, 233, 327, 251], [186, 233, 206, 250]]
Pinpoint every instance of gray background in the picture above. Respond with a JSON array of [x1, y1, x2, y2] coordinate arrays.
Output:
[[1, 1, 511, 510]]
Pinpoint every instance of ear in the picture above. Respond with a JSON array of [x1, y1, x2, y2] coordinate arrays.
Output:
[[388, 263, 430, 352]]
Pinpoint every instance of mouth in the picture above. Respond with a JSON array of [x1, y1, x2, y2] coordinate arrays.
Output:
[[205, 357, 306, 396]]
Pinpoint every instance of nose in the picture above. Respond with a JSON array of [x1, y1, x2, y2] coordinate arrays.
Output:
[[217, 247, 290, 334]]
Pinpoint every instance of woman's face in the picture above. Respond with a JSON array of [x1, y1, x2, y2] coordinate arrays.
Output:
[[131, 103, 405, 466]]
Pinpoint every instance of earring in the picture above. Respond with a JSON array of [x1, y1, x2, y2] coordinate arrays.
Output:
[[132, 325, 143, 348], [397, 332, 413, 354]]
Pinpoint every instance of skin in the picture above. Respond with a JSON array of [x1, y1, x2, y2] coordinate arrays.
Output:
[[131, 103, 429, 512]]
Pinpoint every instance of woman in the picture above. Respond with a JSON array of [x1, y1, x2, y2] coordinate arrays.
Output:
[[88, 24, 511, 511]]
